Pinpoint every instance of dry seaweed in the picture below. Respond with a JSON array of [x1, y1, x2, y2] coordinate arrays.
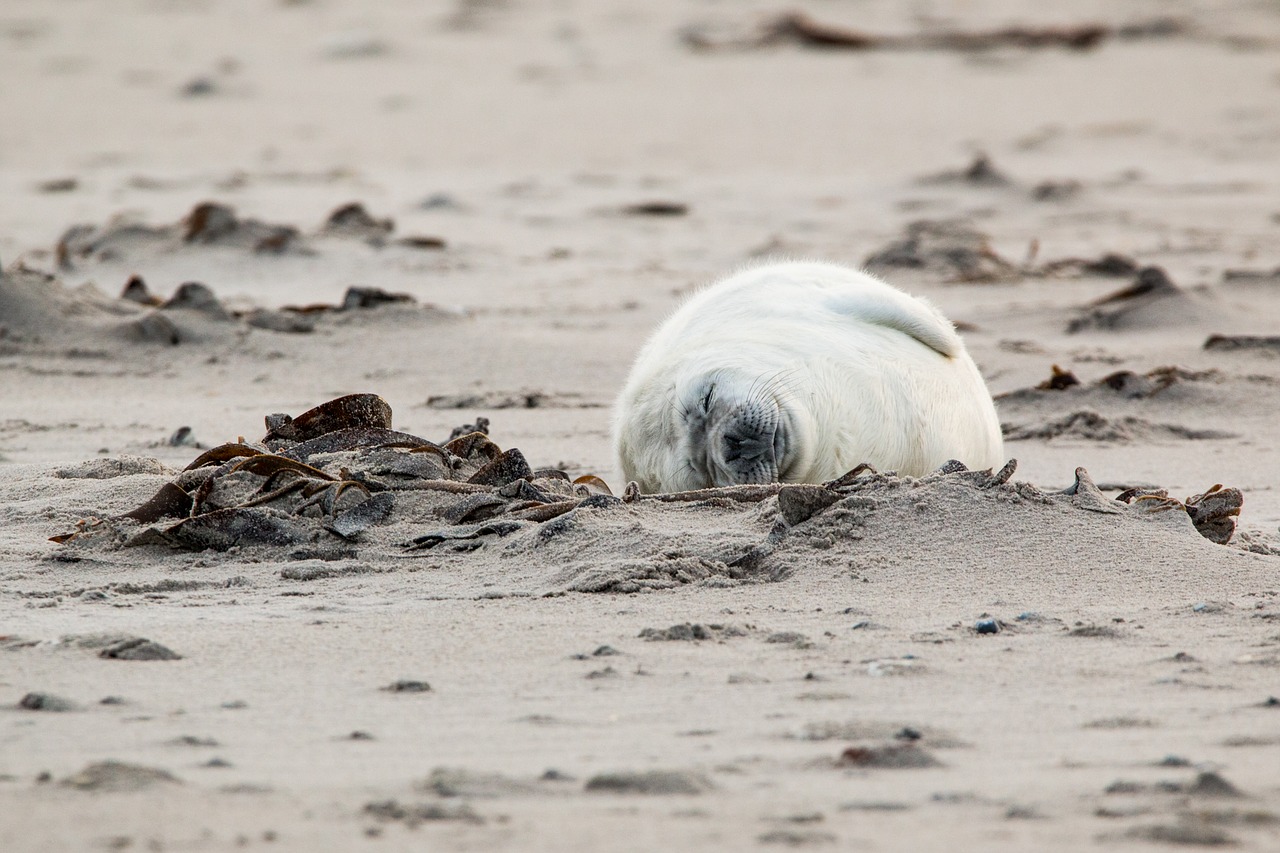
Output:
[[1037, 365, 1081, 391], [322, 202, 394, 243], [621, 202, 689, 217], [1067, 266, 1201, 333], [1204, 335, 1280, 354], [120, 275, 161, 306], [55, 394, 612, 554], [999, 365, 1217, 403], [863, 220, 1020, 283], [1116, 485, 1243, 544], [264, 393, 393, 444], [1036, 253, 1139, 278], [683, 12, 1184, 54]]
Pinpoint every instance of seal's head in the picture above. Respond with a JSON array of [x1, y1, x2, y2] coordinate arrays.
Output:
[[616, 366, 814, 493]]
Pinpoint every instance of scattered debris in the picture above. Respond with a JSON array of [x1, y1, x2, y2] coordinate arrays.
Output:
[[1035, 252, 1139, 278], [1003, 411, 1233, 443], [837, 742, 942, 768], [1067, 266, 1199, 333], [98, 637, 182, 661], [51, 197, 433, 272], [1036, 365, 1081, 391], [584, 770, 713, 795], [682, 13, 1185, 53], [242, 308, 315, 334], [1069, 624, 1125, 639], [921, 154, 1013, 187], [1189, 772, 1245, 798], [621, 202, 688, 217], [182, 202, 300, 253], [639, 623, 745, 641], [1097, 366, 1212, 399], [179, 76, 219, 97], [339, 286, 415, 310], [1031, 179, 1082, 202], [423, 391, 603, 411], [363, 799, 483, 826], [1204, 335, 1280, 353], [864, 220, 1019, 282], [322, 202, 395, 244], [1222, 267, 1280, 283], [17, 692, 77, 712], [1002, 365, 1215, 402], [397, 235, 447, 250], [37, 177, 79, 193], [381, 680, 432, 694], [1116, 484, 1243, 545], [1125, 822, 1236, 847], [777, 484, 842, 526], [61, 761, 181, 791], [757, 829, 838, 846], [419, 767, 542, 798], [120, 275, 161, 306], [1105, 771, 1244, 799], [419, 192, 462, 211]]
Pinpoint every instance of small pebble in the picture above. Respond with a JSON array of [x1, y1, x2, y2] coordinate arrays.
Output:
[[179, 77, 217, 97], [420, 193, 461, 211], [17, 692, 77, 712], [975, 619, 1000, 634], [168, 426, 199, 447]]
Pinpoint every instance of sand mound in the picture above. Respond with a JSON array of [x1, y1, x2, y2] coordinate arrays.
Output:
[[1067, 267, 1228, 333], [0, 265, 138, 344], [46, 394, 1261, 601], [1, 264, 455, 352], [863, 220, 1020, 283], [56, 200, 435, 272], [1002, 410, 1234, 442]]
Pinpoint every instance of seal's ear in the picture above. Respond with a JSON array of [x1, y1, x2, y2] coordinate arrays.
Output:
[[823, 290, 960, 359]]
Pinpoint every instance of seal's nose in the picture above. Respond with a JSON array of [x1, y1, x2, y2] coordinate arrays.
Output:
[[722, 428, 776, 468]]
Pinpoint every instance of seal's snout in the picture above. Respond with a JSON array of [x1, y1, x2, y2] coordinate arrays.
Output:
[[722, 428, 775, 468], [714, 399, 783, 485]]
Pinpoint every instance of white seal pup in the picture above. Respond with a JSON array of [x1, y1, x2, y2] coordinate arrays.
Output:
[[613, 261, 1004, 493]]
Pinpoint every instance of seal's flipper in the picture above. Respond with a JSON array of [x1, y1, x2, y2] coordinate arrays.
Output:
[[823, 289, 960, 359]]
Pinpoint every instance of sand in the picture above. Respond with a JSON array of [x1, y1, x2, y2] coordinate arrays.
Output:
[[3, 0, 1280, 850]]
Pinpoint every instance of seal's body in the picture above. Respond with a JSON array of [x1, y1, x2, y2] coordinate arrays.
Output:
[[613, 261, 1004, 493]]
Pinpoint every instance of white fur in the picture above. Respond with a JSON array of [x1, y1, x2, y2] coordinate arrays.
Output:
[[613, 261, 1004, 492]]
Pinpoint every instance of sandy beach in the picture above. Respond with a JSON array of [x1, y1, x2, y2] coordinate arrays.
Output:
[[4, 1, 1280, 850]]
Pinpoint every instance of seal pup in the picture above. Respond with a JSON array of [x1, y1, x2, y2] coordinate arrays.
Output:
[[613, 261, 1004, 493]]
